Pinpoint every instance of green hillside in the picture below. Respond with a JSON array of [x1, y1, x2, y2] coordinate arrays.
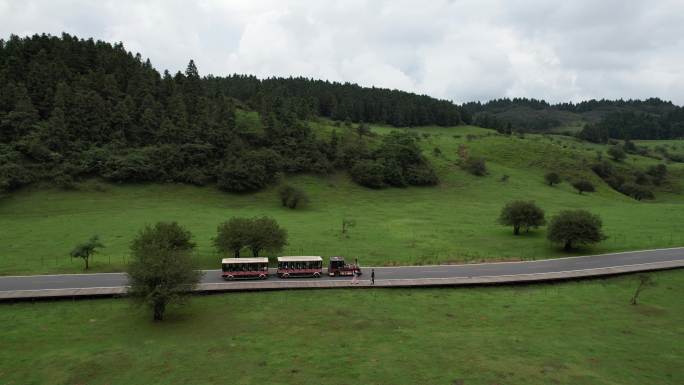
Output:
[[1, 35, 683, 275], [1, 121, 682, 275]]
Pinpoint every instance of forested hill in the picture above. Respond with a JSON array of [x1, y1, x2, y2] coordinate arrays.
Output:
[[464, 98, 684, 140], [0, 33, 443, 192], [0, 33, 462, 128], [1, 33, 682, 194]]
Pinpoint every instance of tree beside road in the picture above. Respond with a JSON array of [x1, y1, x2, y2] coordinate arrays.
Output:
[[127, 222, 202, 321], [70, 235, 104, 270]]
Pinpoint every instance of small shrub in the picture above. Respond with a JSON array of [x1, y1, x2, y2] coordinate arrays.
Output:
[[619, 183, 655, 201], [350, 160, 385, 188], [646, 164, 667, 185], [54, 173, 77, 190], [463, 157, 487, 176], [433, 147, 442, 157], [572, 180, 595, 194], [544, 172, 561, 186], [607, 145, 626, 162], [278, 185, 309, 209], [633, 171, 649, 185], [405, 164, 439, 186]]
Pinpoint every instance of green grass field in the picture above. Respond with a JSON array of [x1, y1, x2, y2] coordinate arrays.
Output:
[[1, 124, 683, 275], [1, 270, 682, 385]]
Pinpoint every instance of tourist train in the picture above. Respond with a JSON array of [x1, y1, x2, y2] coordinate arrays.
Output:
[[221, 256, 361, 280]]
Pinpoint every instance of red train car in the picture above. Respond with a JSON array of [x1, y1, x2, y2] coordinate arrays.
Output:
[[221, 258, 269, 280], [277, 256, 323, 278]]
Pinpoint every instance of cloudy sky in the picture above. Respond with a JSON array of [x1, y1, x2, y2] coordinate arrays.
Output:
[[2, 0, 683, 104]]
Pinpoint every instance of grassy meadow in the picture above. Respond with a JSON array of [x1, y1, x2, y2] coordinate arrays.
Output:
[[1, 123, 683, 275], [1, 269, 682, 385]]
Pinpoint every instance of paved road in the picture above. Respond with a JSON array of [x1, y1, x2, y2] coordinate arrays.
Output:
[[1, 248, 683, 296]]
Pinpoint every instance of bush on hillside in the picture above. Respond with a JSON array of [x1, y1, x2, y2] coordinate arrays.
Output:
[[405, 164, 439, 186], [463, 157, 487, 176], [633, 171, 650, 185], [572, 180, 595, 194], [544, 172, 561, 186], [350, 160, 386, 189], [646, 164, 667, 185], [278, 185, 309, 209], [102, 149, 157, 182], [619, 183, 655, 201], [216, 150, 281, 193], [346, 132, 439, 188], [607, 145, 627, 162], [0, 162, 35, 192]]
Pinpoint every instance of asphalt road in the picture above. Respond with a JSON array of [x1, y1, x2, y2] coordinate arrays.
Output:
[[1, 247, 683, 292]]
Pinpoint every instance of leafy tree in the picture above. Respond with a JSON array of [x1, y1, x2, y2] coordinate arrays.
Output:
[[246, 217, 288, 257], [572, 180, 595, 194], [547, 210, 606, 250], [4, 84, 39, 141], [69, 235, 104, 270], [607, 145, 626, 162], [127, 222, 202, 321], [544, 172, 561, 186], [278, 185, 309, 209], [498, 201, 546, 235], [463, 157, 487, 176], [213, 217, 252, 257]]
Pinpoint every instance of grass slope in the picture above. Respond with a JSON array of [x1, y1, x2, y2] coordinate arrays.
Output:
[[0, 124, 683, 275], [0, 270, 682, 385]]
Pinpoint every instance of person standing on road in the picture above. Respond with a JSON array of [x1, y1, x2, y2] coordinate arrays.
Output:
[[371, 269, 375, 285], [351, 269, 359, 285]]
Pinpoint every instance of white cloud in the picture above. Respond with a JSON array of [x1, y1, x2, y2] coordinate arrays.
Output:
[[1, 0, 682, 104]]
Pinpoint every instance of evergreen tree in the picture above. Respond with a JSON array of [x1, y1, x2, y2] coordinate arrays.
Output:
[[4, 84, 39, 140]]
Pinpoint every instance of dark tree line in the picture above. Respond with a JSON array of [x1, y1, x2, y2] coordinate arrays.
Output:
[[0, 33, 448, 192], [205, 75, 463, 128], [464, 97, 684, 139], [579, 110, 684, 142]]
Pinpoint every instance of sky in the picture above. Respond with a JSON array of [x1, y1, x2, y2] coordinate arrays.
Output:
[[1, 0, 683, 105]]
